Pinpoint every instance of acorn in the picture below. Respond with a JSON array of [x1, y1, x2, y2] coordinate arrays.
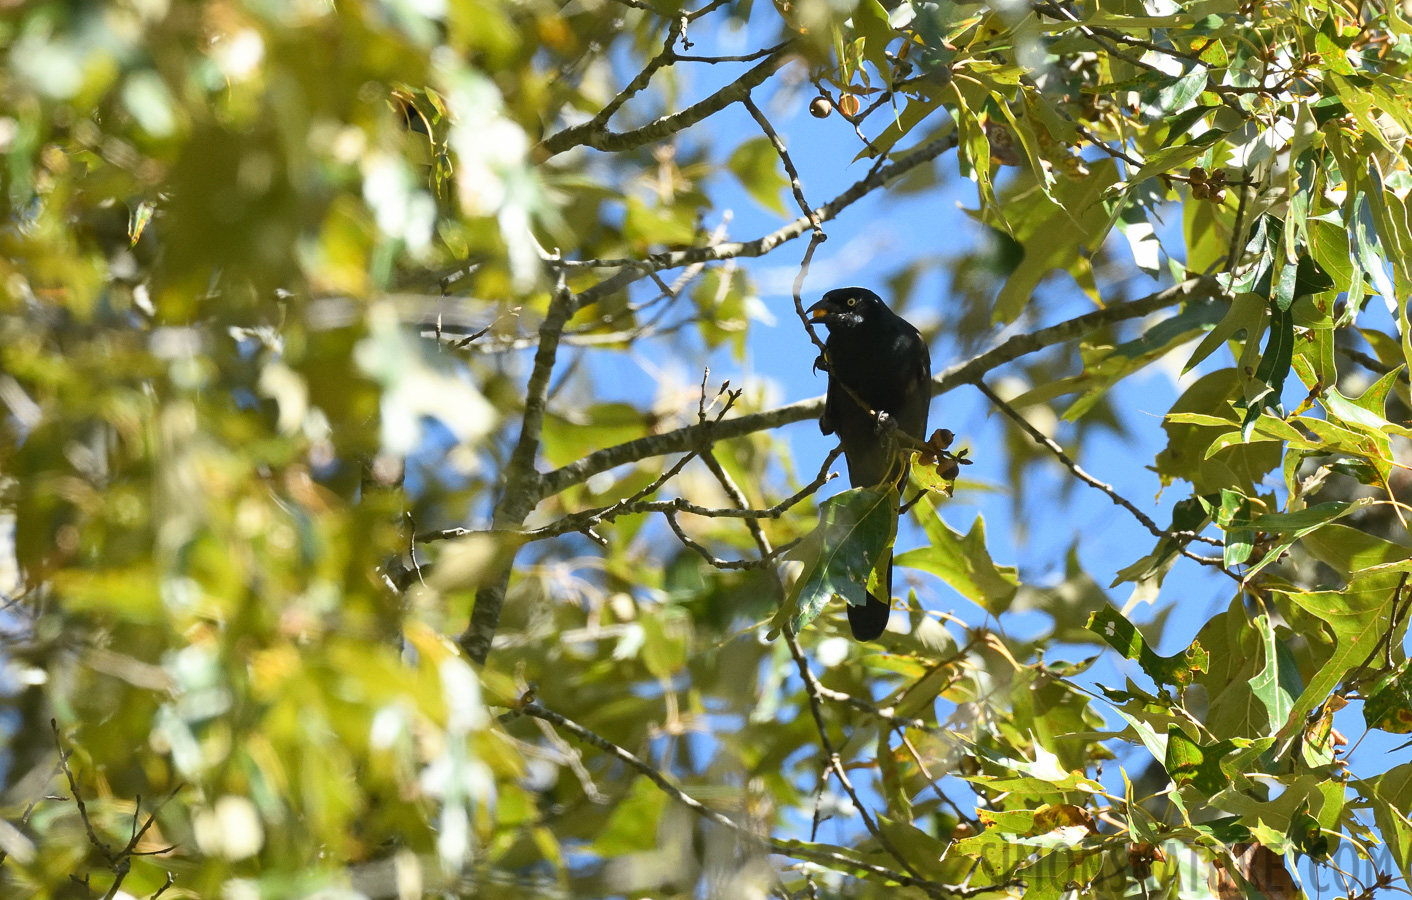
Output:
[[809, 96, 832, 118], [838, 93, 861, 117]]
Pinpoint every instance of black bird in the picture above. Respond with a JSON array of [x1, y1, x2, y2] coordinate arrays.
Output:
[[807, 288, 931, 641]]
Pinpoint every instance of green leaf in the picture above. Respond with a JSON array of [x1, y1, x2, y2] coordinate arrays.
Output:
[[1294, 252, 1336, 297], [1320, 371, 1412, 441], [877, 732, 913, 819], [691, 266, 751, 357], [992, 159, 1121, 324], [1164, 725, 1237, 795], [1351, 187, 1398, 303], [593, 776, 669, 854], [1300, 523, 1412, 581], [1241, 301, 1294, 431], [624, 195, 699, 247], [852, 0, 895, 78], [1208, 774, 1328, 851], [1157, 368, 1283, 495], [1087, 605, 1209, 688], [853, 95, 946, 162], [876, 816, 960, 882], [1218, 488, 1254, 568], [726, 136, 788, 216], [1363, 764, 1412, 885], [1272, 256, 1299, 312], [542, 402, 653, 468], [771, 485, 898, 636], [1116, 204, 1161, 276], [896, 499, 1019, 614], [1241, 500, 1369, 582], [1061, 297, 1228, 420], [1191, 597, 1293, 740], [1317, 15, 1356, 75], [1156, 65, 1208, 114], [1183, 291, 1267, 374], [1248, 613, 1296, 734], [640, 607, 690, 679], [1273, 566, 1406, 744], [1364, 660, 1412, 733]]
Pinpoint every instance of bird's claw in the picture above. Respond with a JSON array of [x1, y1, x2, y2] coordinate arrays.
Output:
[[812, 353, 830, 375], [872, 410, 896, 436]]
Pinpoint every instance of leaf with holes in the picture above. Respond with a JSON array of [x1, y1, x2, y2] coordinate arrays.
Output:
[[769, 485, 897, 637], [1088, 605, 1209, 688]]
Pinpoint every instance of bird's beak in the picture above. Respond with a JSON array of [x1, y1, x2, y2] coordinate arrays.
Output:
[[807, 296, 859, 328]]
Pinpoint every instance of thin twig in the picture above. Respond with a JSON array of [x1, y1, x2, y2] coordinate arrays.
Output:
[[675, 45, 787, 63], [539, 50, 790, 157], [422, 453, 841, 544], [513, 701, 1004, 896], [664, 510, 801, 569], [779, 627, 931, 883], [792, 232, 830, 359], [544, 17, 687, 156], [53, 720, 110, 862], [566, 130, 958, 313], [972, 381, 1235, 577], [51, 721, 181, 899], [149, 872, 177, 900], [1221, 180, 1251, 279], [742, 95, 819, 229]]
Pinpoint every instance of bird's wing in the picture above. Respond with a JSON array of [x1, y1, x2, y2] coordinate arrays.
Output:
[[820, 377, 838, 435]]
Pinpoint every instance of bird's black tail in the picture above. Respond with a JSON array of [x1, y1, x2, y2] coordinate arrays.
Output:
[[847, 555, 892, 641]]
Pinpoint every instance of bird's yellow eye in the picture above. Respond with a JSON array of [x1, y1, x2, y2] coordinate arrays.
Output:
[[847, 297, 857, 307]]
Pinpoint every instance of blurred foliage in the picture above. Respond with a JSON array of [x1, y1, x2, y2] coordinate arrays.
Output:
[[2, 0, 1412, 897]]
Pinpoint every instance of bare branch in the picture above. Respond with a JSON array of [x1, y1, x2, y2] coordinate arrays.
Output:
[[51, 720, 180, 899], [780, 626, 930, 883], [675, 46, 787, 63], [513, 701, 1006, 896], [53, 719, 110, 863], [567, 130, 959, 312], [459, 276, 577, 664], [496, 446, 842, 544], [742, 95, 819, 229], [792, 231, 830, 359], [684, 0, 731, 21], [538, 51, 790, 157], [581, 19, 685, 142], [971, 380, 1236, 576], [665, 509, 801, 569]]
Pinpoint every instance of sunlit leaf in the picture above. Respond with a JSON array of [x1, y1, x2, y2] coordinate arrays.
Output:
[[1088, 605, 1208, 688]]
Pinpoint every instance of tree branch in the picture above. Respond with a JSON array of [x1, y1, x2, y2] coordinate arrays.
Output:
[[538, 51, 790, 158], [971, 379, 1236, 576], [514, 700, 1006, 896], [779, 624, 975, 888], [497, 445, 841, 543], [565, 130, 960, 312], [459, 277, 577, 664], [537, 278, 1219, 499], [742, 94, 818, 228]]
